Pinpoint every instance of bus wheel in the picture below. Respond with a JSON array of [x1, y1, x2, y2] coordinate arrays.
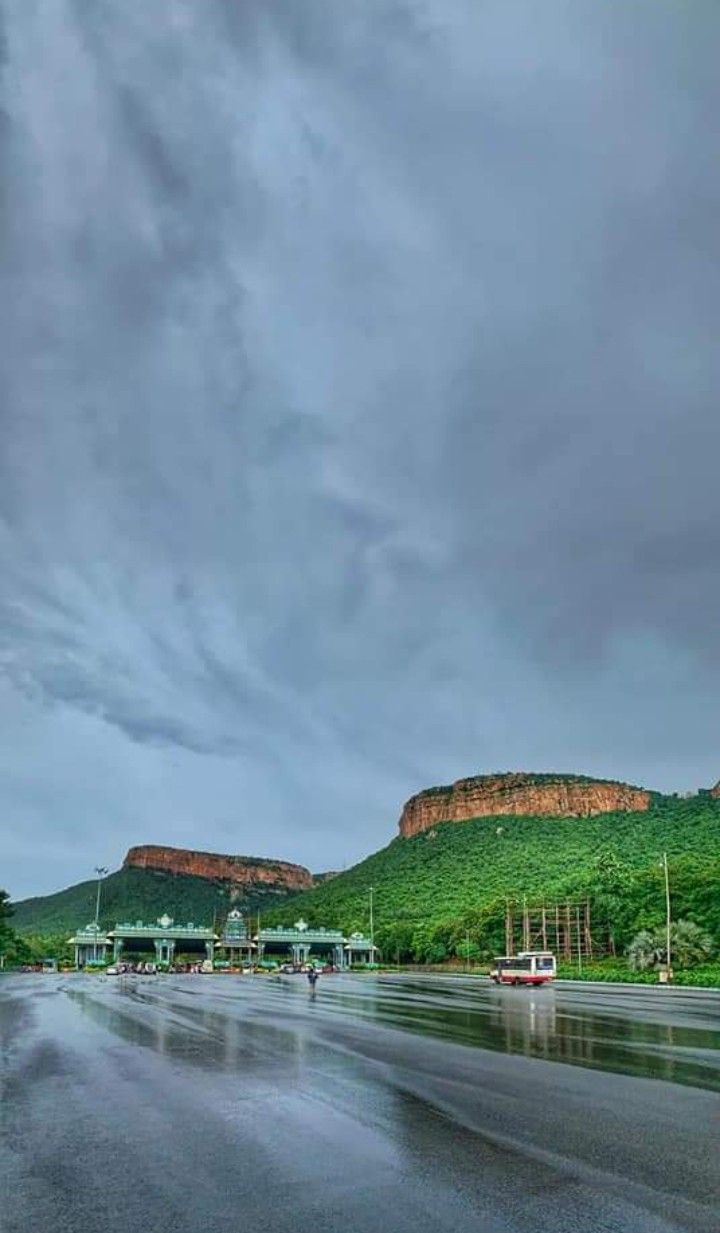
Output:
[[513, 978, 521, 987]]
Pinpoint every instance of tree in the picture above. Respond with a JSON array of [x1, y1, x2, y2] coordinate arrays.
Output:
[[452, 936, 482, 965], [664, 920, 713, 968], [589, 850, 637, 954], [626, 929, 660, 972], [376, 921, 414, 963], [420, 940, 449, 965], [627, 919, 714, 971], [0, 889, 26, 968], [22, 932, 74, 965], [0, 889, 14, 946], [410, 924, 448, 965]]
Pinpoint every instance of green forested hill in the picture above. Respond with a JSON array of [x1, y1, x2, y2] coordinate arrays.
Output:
[[12, 795, 720, 966], [263, 796, 720, 962], [11, 865, 298, 936]]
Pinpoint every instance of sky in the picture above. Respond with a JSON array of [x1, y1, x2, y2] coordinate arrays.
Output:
[[1, 1, 719, 900]]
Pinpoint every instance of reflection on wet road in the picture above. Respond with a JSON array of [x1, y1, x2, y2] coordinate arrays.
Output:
[[2, 973, 719, 1233], [69, 971, 720, 1090]]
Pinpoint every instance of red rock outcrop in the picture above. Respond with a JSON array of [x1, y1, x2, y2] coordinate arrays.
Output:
[[124, 845, 313, 891], [398, 773, 652, 838], [710, 781, 720, 799]]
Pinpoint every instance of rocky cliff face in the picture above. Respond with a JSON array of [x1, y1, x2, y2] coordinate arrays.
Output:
[[398, 773, 652, 838], [710, 781, 720, 799], [123, 845, 313, 891]]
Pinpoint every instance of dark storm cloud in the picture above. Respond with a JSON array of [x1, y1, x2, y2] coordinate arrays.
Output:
[[1, 0, 719, 896]]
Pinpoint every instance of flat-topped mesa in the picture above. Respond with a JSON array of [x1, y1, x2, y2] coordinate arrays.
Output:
[[123, 845, 313, 891], [398, 772, 652, 838]]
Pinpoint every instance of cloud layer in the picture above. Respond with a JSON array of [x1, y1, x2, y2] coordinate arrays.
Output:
[[1, 1, 719, 897]]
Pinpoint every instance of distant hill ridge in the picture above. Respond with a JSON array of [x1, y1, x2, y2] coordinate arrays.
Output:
[[399, 772, 653, 837], [12, 844, 317, 936], [124, 844, 313, 890], [13, 774, 720, 941]]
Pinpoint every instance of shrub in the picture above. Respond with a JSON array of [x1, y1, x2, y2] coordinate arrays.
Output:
[[627, 919, 714, 971]]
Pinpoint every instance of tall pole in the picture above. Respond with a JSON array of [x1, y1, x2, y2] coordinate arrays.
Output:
[[663, 852, 672, 977], [369, 886, 374, 965], [575, 903, 582, 975], [465, 929, 470, 974], [93, 866, 108, 962]]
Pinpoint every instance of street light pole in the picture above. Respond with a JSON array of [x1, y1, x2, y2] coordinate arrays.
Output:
[[93, 866, 108, 962], [662, 852, 672, 977], [369, 886, 374, 966], [465, 929, 470, 974]]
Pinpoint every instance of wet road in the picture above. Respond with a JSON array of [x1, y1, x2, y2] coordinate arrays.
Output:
[[1, 973, 719, 1233]]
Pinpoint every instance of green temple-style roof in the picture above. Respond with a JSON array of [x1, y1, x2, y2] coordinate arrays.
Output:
[[108, 915, 216, 939], [71, 923, 109, 938], [345, 932, 376, 949], [68, 923, 111, 945], [70, 911, 377, 952], [258, 924, 345, 943]]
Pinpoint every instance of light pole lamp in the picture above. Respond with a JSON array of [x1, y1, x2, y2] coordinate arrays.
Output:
[[93, 866, 108, 961], [369, 886, 374, 964], [662, 852, 672, 978]]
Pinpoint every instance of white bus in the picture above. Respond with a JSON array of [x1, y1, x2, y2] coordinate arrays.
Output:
[[490, 951, 556, 986]]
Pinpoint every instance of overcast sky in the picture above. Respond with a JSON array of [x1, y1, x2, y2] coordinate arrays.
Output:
[[2, 1, 719, 900]]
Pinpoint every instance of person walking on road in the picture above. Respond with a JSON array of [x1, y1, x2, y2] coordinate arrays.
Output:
[[307, 966, 319, 990]]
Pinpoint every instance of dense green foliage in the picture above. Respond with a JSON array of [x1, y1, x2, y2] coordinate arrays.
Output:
[[0, 888, 47, 966], [554, 959, 720, 987], [0, 888, 20, 962], [11, 865, 297, 937], [0, 888, 12, 938], [263, 796, 720, 965]]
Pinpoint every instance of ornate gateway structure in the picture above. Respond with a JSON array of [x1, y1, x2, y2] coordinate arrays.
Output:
[[69, 912, 379, 969]]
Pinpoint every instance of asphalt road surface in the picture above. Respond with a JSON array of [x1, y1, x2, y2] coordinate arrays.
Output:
[[2, 973, 719, 1233]]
